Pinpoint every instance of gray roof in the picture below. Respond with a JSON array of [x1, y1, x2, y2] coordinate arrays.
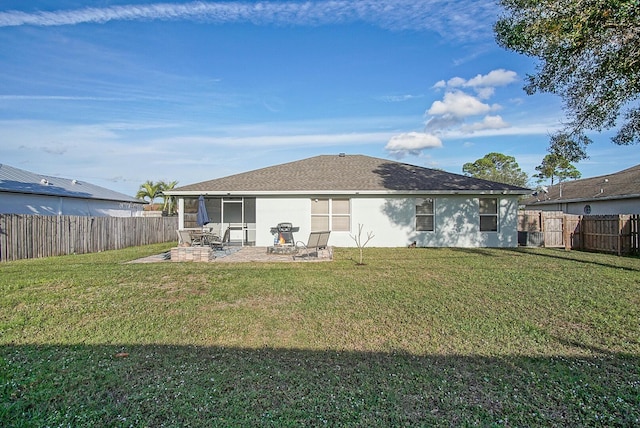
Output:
[[0, 164, 144, 204], [169, 154, 531, 195], [523, 163, 640, 206]]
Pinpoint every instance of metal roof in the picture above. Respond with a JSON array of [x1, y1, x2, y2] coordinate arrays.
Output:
[[0, 164, 144, 204], [168, 154, 532, 195]]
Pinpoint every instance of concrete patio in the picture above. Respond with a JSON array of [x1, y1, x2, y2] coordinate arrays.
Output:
[[129, 246, 333, 263]]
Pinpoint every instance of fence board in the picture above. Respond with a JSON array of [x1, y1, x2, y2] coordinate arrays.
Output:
[[563, 215, 582, 251], [518, 210, 542, 232], [519, 211, 639, 256], [631, 215, 640, 254], [541, 212, 564, 247], [0, 214, 178, 262], [582, 215, 621, 255]]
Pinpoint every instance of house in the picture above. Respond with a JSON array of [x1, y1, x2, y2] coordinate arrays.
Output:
[[522, 164, 640, 215], [0, 164, 145, 217], [165, 154, 531, 248]]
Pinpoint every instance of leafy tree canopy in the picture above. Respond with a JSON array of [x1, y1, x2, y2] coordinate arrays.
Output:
[[462, 152, 529, 187], [495, 0, 640, 160], [135, 180, 162, 205], [159, 180, 179, 214], [136, 180, 179, 213], [534, 153, 582, 185]]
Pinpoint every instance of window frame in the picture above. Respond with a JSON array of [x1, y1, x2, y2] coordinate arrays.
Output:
[[415, 197, 435, 232], [479, 197, 499, 232], [311, 198, 351, 232]]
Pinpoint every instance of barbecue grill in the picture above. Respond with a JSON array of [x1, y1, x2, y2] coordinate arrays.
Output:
[[270, 222, 298, 246]]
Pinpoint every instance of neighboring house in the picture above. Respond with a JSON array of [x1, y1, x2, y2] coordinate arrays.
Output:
[[165, 154, 531, 248], [0, 164, 145, 217], [522, 164, 640, 215]]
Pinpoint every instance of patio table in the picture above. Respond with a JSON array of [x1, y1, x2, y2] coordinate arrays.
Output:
[[189, 231, 219, 247]]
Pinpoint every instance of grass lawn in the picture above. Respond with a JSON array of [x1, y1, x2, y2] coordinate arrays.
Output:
[[1, 244, 639, 427]]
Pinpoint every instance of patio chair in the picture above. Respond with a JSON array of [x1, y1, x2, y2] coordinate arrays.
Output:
[[177, 230, 194, 246], [209, 227, 230, 250], [293, 231, 331, 260]]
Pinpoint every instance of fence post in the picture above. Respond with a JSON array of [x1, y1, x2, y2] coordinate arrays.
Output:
[[579, 216, 584, 251], [617, 216, 621, 256], [563, 214, 569, 251]]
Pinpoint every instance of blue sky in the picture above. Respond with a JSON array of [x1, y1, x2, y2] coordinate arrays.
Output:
[[1, 0, 638, 197]]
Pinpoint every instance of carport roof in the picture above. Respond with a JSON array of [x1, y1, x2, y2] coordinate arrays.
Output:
[[0, 163, 144, 203]]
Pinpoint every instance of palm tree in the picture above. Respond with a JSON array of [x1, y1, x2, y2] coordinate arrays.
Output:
[[159, 180, 178, 215], [136, 180, 162, 209]]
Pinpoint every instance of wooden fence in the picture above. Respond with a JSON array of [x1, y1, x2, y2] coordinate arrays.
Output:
[[0, 214, 179, 262], [518, 211, 640, 255]]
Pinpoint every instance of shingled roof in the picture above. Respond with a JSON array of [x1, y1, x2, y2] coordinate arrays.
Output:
[[169, 154, 531, 195], [523, 163, 640, 206], [0, 164, 143, 204]]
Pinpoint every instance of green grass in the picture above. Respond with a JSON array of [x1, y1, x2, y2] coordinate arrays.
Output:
[[1, 244, 639, 426]]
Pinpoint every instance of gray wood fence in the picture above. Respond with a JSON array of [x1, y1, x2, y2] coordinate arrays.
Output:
[[0, 214, 178, 262], [518, 211, 640, 255]]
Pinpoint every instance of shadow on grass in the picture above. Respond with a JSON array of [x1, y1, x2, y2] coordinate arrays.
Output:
[[2, 345, 638, 427], [513, 247, 640, 272], [449, 248, 512, 258], [444, 247, 640, 273]]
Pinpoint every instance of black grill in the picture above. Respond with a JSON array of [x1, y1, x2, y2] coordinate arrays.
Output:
[[270, 222, 297, 245]]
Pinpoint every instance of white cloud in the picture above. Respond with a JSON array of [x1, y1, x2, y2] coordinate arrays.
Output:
[[1, 117, 409, 195], [433, 69, 518, 98], [445, 121, 561, 139], [465, 69, 518, 88], [460, 115, 509, 133], [384, 132, 442, 157], [436, 69, 518, 90], [378, 94, 422, 102], [174, 132, 393, 147], [474, 87, 495, 100], [424, 115, 463, 132], [0, 1, 497, 40], [427, 91, 496, 118], [446, 77, 467, 87], [386, 69, 518, 157], [0, 95, 128, 101]]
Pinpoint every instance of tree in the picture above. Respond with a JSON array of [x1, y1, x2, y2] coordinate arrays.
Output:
[[135, 180, 162, 206], [534, 153, 581, 185], [159, 180, 179, 214], [349, 224, 375, 266], [462, 152, 529, 187], [495, 0, 640, 160]]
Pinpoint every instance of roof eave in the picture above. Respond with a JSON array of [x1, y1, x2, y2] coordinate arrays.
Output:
[[165, 189, 531, 197], [525, 193, 640, 205], [0, 189, 145, 204]]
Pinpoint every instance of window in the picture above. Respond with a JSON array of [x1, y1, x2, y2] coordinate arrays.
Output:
[[311, 198, 350, 232], [479, 198, 498, 232], [311, 199, 329, 231], [416, 198, 434, 231]]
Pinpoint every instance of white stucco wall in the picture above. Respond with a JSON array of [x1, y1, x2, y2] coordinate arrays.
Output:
[[0, 192, 143, 217], [256, 197, 310, 246], [254, 194, 520, 248]]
